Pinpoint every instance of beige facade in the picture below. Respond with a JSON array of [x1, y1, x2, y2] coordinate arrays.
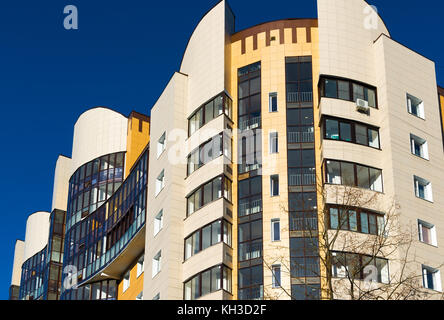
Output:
[[71, 107, 128, 173], [10, 240, 25, 287], [51, 155, 72, 212], [23, 211, 50, 261], [11, 0, 444, 301]]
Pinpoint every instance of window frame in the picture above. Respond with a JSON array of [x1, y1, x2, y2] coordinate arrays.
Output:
[[323, 159, 384, 193], [414, 175, 433, 202], [154, 210, 164, 236], [270, 175, 279, 197], [137, 254, 144, 278], [184, 219, 232, 260], [269, 92, 278, 112], [323, 116, 381, 150], [186, 175, 232, 217], [422, 265, 442, 292], [188, 92, 233, 137], [183, 264, 233, 300], [418, 220, 438, 247], [319, 76, 378, 109], [123, 270, 130, 292], [152, 251, 162, 278], [407, 93, 425, 120], [272, 264, 281, 288], [271, 219, 281, 242], [410, 134, 429, 160], [328, 205, 385, 236], [269, 131, 279, 154], [157, 132, 166, 158]]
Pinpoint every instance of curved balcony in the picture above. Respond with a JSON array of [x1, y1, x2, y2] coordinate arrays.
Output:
[[65, 152, 125, 232], [19, 246, 47, 300], [60, 147, 148, 300]]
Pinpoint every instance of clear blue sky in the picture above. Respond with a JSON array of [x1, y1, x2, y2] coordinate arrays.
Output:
[[0, 0, 443, 300]]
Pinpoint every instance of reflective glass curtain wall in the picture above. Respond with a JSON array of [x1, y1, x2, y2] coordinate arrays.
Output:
[[285, 56, 321, 300], [61, 149, 148, 300], [237, 62, 264, 300]]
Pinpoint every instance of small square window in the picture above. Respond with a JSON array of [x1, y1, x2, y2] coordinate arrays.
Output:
[[154, 210, 164, 236], [410, 134, 428, 160], [269, 92, 278, 112], [152, 293, 160, 300], [157, 132, 166, 158], [270, 175, 279, 197], [123, 270, 130, 292], [136, 291, 143, 300], [272, 265, 281, 288], [407, 94, 425, 119], [156, 170, 165, 196], [414, 176, 433, 202], [137, 254, 144, 277], [269, 132, 278, 154], [418, 220, 437, 246], [152, 251, 162, 278], [422, 265, 442, 291], [271, 219, 280, 242]]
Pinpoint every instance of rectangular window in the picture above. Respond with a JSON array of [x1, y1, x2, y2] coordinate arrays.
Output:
[[418, 220, 437, 246], [269, 132, 278, 154], [422, 266, 442, 291], [320, 77, 377, 108], [270, 175, 279, 197], [188, 94, 233, 136], [123, 270, 130, 292], [152, 251, 161, 278], [271, 219, 281, 242], [155, 170, 165, 196], [137, 255, 144, 278], [136, 292, 143, 300], [414, 176, 433, 202], [157, 132, 166, 158], [323, 117, 380, 149], [325, 160, 383, 192], [410, 134, 429, 160], [272, 265, 281, 288], [407, 94, 425, 119], [152, 293, 160, 300], [269, 92, 278, 112], [154, 210, 163, 236]]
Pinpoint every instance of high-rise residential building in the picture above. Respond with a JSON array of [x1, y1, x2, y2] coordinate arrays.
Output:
[[9, 0, 444, 300]]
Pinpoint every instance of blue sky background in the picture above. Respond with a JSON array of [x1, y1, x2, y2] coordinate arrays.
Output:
[[0, 0, 443, 299]]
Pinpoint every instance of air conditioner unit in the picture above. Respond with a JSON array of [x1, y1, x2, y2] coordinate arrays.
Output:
[[356, 99, 370, 114]]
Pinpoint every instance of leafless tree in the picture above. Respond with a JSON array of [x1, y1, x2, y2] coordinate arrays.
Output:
[[262, 181, 444, 300]]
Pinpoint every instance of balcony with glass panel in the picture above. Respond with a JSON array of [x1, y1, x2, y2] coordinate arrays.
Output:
[[287, 91, 313, 104], [238, 197, 262, 218], [239, 115, 261, 131], [289, 168, 316, 186], [287, 127, 314, 144]]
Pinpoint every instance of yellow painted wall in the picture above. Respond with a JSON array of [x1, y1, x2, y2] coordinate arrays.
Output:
[[117, 256, 145, 300], [125, 112, 150, 178], [229, 24, 320, 300]]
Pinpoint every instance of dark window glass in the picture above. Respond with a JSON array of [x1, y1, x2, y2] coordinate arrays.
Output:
[[340, 122, 352, 142], [325, 79, 338, 98], [325, 119, 339, 140]]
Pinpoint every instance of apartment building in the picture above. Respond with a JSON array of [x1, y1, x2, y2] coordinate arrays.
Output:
[[9, 0, 444, 300]]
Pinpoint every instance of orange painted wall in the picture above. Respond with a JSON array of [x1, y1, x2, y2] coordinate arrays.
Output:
[[125, 112, 150, 178], [117, 255, 144, 300]]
